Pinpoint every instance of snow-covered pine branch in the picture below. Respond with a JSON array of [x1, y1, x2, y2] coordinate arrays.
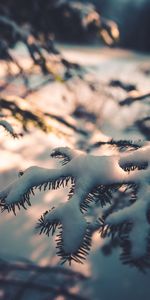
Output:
[[1, 144, 150, 269]]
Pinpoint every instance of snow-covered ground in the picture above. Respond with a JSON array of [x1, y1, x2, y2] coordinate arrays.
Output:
[[0, 45, 150, 299]]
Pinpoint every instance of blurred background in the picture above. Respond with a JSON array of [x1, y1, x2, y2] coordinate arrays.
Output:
[[0, 1, 150, 299], [87, 0, 150, 51]]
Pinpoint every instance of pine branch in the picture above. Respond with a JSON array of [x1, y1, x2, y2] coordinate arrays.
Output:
[[1, 145, 150, 268]]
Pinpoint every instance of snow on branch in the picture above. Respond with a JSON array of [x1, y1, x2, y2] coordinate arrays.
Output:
[[1, 144, 150, 269]]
